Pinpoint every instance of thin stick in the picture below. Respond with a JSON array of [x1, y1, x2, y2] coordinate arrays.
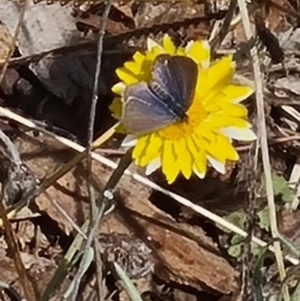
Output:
[[237, 0, 289, 300], [0, 107, 299, 267], [72, 0, 112, 300]]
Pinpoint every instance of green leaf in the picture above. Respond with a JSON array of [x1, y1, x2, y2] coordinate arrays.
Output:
[[273, 173, 295, 203], [114, 262, 143, 301], [227, 235, 243, 257], [227, 236, 262, 257], [257, 206, 270, 231], [225, 210, 247, 228], [250, 241, 263, 256], [228, 243, 242, 257], [262, 173, 295, 203]]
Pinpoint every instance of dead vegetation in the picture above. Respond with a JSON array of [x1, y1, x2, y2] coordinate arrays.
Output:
[[0, 0, 300, 300]]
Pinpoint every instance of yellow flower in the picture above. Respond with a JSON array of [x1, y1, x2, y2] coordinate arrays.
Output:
[[111, 34, 256, 184]]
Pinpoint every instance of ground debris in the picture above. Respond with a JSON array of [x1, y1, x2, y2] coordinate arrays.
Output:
[[1, 0, 300, 300]]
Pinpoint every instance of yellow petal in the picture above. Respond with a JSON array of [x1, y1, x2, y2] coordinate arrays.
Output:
[[201, 85, 252, 108], [206, 141, 226, 164], [132, 135, 151, 165], [204, 56, 234, 91], [122, 135, 138, 147], [116, 68, 138, 85], [207, 155, 226, 174], [194, 125, 217, 143], [200, 86, 225, 106], [213, 103, 248, 117], [186, 135, 201, 159], [111, 82, 126, 95], [124, 61, 141, 75], [113, 123, 126, 134], [147, 37, 163, 52], [221, 127, 257, 141], [162, 140, 180, 184], [176, 46, 186, 56], [186, 40, 210, 68], [133, 51, 145, 64], [188, 135, 207, 175], [151, 45, 165, 57], [162, 34, 176, 54], [205, 116, 250, 129], [174, 138, 193, 179], [196, 71, 215, 99], [216, 135, 239, 161], [139, 133, 163, 165], [205, 134, 238, 162], [109, 97, 122, 118], [145, 158, 161, 175], [219, 85, 254, 103], [194, 146, 207, 175], [193, 166, 206, 179]]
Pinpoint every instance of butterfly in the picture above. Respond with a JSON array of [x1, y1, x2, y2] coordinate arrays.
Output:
[[121, 54, 198, 136]]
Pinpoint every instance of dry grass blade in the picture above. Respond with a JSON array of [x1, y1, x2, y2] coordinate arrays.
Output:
[[40, 122, 120, 191], [113, 262, 143, 301], [64, 247, 95, 300], [237, 0, 289, 300]]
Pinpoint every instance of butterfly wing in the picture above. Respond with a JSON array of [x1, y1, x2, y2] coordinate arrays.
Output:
[[149, 54, 198, 119], [122, 82, 178, 135]]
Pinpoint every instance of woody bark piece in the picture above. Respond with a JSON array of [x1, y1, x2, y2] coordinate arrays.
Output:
[[105, 190, 238, 295]]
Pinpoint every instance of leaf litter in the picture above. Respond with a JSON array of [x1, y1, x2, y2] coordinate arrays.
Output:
[[1, 0, 300, 300]]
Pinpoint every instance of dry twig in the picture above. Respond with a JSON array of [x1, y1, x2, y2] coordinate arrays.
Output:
[[237, 0, 289, 300], [71, 0, 112, 300]]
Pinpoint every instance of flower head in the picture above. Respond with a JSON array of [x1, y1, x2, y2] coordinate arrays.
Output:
[[111, 34, 256, 184]]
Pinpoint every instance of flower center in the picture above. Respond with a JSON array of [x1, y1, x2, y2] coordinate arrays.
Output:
[[157, 93, 207, 140]]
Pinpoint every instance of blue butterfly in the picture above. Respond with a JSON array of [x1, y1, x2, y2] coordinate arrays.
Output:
[[121, 54, 198, 136]]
